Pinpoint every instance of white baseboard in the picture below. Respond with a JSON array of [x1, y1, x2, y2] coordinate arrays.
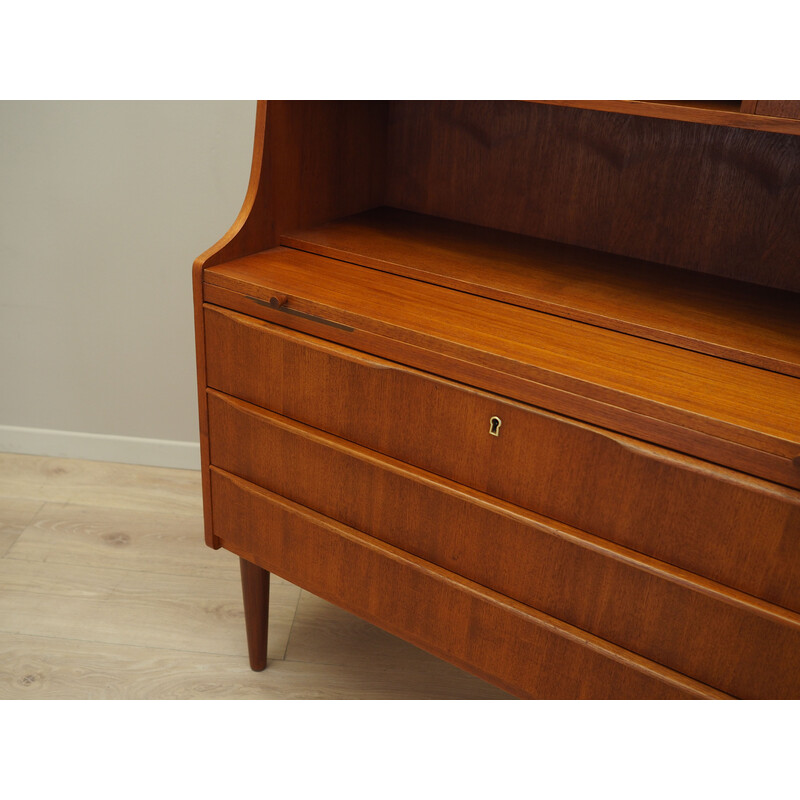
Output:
[[0, 425, 201, 470]]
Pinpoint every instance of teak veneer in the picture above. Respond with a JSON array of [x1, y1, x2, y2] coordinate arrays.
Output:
[[194, 100, 800, 699], [282, 207, 800, 377]]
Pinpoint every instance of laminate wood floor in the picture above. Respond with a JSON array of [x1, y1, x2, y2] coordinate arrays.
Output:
[[0, 452, 511, 699]]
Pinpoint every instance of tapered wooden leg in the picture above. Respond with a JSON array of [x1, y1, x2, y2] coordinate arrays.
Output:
[[239, 557, 270, 671]]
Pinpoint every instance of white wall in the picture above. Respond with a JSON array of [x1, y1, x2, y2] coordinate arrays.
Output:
[[0, 101, 257, 469]]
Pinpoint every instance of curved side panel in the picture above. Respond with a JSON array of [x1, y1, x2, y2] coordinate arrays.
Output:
[[194, 100, 270, 272], [192, 100, 389, 547]]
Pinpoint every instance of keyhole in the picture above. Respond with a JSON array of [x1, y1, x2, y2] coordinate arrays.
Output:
[[489, 416, 502, 436]]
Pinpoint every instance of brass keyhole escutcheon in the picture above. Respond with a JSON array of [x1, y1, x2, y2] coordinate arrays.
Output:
[[489, 416, 502, 436]]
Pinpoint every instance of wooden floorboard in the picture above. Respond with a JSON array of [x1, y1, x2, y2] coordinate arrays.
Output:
[[0, 453, 511, 700], [0, 497, 43, 558]]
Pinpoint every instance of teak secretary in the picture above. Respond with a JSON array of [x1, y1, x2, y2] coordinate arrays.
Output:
[[193, 100, 800, 699]]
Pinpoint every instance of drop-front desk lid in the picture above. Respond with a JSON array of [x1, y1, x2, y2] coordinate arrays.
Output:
[[203, 242, 800, 491]]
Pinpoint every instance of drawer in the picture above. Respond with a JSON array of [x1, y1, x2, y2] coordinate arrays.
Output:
[[208, 389, 800, 699], [204, 304, 800, 612], [209, 466, 727, 700]]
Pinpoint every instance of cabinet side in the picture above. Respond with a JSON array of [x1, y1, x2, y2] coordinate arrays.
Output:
[[193, 101, 389, 547], [193, 101, 268, 548]]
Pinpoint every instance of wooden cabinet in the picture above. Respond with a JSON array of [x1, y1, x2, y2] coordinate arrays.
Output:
[[193, 100, 800, 699]]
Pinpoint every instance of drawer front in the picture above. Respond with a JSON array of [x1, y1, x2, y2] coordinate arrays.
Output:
[[204, 304, 800, 612], [208, 390, 800, 699], [209, 467, 726, 700]]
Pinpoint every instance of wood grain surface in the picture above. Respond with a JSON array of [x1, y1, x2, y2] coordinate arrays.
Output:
[[0, 452, 203, 514], [240, 557, 270, 670], [533, 100, 800, 135], [8, 501, 239, 580], [203, 254, 800, 461], [386, 102, 800, 292], [208, 391, 800, 698], [191, 100, 800, 700], [739, 101, 800, 121], [194, 217, 217, 548], [202, 315, 800, 612], [193, 102, 800, 292], [0, 454, 508, 699], [204, 282, 800, 490], [0, 498, 42, 558], [194, 101, 388, 271], [0, 556, 298, 659], [281, 207, 800, 377], [211, 468, 728, 700], [0, 629, 510, 700]]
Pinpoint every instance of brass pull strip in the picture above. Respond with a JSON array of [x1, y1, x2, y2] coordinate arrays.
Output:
[[246, 295, 354, 332]]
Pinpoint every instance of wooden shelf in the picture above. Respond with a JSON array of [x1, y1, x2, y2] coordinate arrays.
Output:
[[281, 207, 800, 378], [532, 100, 800, 135], [203, 241, 800, 488]]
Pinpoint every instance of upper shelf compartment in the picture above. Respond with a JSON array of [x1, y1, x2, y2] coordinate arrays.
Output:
[[282, 207, 800, 378], [196, 102, 800, 295]]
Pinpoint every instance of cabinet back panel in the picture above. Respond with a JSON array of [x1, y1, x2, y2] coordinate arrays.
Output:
[[384, 101, 800, 292]]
